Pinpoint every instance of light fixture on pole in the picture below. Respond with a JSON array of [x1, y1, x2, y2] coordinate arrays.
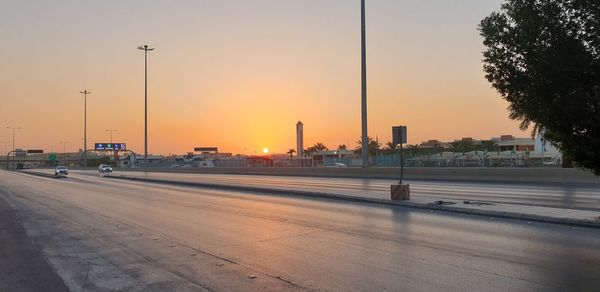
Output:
[[80, 90, 91, 167], [138, 44, 155, 168]]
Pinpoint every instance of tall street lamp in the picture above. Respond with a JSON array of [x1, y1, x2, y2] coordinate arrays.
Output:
[[0, 140, 10, 156], [6, 126, 21, 152], [106, 129, 118, 167], [59, 141, 68, 165], [138, 45, 155, 168], [106, 129, 118, 144], [360, 0, 369, 168], [80, 90, 92, 167]]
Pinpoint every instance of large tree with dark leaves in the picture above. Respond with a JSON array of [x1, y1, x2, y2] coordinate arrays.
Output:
[[479, 0, 600, 174]]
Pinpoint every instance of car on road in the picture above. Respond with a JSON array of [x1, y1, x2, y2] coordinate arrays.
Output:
[[98, 164, 113, 174], [54, 166, 68, 177], [326, 162, 347, 168]]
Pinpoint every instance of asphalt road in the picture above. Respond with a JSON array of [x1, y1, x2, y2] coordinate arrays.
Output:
[[2, 170, 600, 291], [85, 170, 600, 211]]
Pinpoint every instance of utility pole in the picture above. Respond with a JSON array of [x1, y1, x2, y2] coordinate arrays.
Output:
[[360, 0, 369, 168], [80, 90, 91, 167], [138, 45, 155, 168]]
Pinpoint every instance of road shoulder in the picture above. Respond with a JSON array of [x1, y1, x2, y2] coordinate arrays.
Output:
[[0, 193, 68, 292]]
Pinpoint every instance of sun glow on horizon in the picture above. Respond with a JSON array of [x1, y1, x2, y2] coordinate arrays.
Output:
[[262, 147, 269, 154]]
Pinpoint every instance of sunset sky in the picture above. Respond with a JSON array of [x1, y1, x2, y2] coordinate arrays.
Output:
[[0, 0, 521, 155]]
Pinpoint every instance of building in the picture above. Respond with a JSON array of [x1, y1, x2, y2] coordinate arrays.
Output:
[[419, 140, 452, 149], [296, 121, 304, 157], [494, 135, 535, 152]]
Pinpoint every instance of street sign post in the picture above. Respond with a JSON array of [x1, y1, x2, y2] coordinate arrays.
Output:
[[391, 125, 410, 201]]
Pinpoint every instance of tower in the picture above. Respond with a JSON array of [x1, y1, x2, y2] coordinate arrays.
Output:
[[296, 121, 304, 157]]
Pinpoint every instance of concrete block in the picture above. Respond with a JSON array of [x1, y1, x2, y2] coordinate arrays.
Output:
[[391, 184, 410, 201]]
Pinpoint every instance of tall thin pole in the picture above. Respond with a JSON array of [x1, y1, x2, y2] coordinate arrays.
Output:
[[106, 129, 118, 144], [60, 141, 68, 165], [6, 127, 21, 153], [144, 48, 148, 168], [360, 0, 369, 167], [80, 90, 91, 167], [138, 45, 154, 168], [106, 129, 117, 167]]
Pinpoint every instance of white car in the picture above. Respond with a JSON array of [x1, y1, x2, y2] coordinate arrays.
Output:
[[326, 163, 348, 168], [98, 164, 113, 173], [54, 166, 68, 176]]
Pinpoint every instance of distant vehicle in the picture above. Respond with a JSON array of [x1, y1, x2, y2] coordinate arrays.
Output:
[[326, 163, 347, 168], [54, 166, 68, 176], [98, 164, 113, 173]]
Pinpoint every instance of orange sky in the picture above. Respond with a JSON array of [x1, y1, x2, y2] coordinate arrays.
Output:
[[0, 0, 521, 155]]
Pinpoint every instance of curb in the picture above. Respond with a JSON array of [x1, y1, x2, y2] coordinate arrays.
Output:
[[16, 170, 65, 179], [105, 175, 600, 229]]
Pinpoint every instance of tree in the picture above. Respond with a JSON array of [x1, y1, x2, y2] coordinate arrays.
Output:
[[480, 1, 600, 174], [355, 137, 381, 156], [450, 140, 477, 153], [287, 149, 296, 157], [305, 142, 328, 155], [381, 142, 398, 155], [337, 144, 347, 151]]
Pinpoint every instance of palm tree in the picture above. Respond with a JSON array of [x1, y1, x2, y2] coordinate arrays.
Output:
[[337, 144, 347, 150], [287, 149, 296, 166], [313, 142, 328, 151], [355, 136, 381, 156], [287, 148, 296, 157], [305, 142, 328, 157]]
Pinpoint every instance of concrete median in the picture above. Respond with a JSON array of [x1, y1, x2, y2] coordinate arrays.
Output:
[[100, 167, 600, 185], [103, 174, 600, 229]]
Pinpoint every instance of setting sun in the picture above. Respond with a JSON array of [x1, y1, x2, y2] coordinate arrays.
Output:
[[262, 147, 269, 154]]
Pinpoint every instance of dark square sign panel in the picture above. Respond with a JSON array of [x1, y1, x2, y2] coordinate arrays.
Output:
[[392, 126, 407, 145]]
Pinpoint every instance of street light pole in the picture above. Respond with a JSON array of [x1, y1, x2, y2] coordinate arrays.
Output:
[[106, 129, 118, 144], [80, 90, 91, 167], [360, 0, 369, 168], [6, 127, 21, 153], [138, 45, 155, 168], [59, 141, 68, 165], [106, 129, 118, 167]]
